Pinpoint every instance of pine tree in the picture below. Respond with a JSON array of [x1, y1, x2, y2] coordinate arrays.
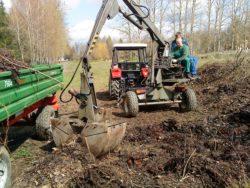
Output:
[[0, 1, 12, 48], [0, 0, 15, 49]]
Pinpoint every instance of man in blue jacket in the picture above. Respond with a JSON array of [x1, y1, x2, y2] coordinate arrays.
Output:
[[171, 32, 198, 77], [171, 38, 192, 79], [171, 32, 189, 50]]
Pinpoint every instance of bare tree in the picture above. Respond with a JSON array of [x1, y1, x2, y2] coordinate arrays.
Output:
[[184, 0, 189, 35], [190, 0, 197, 47], [158, 0, 169, 34], [217, 0, 227, 51], [206, 0, 214, 52], [114, 0, 249, 53], [173, 0, 176, 34], [178, 0, 183, 32], [9, 5, 24, 61], [243, 0, 249, 49], [10, 0, 68, 63]]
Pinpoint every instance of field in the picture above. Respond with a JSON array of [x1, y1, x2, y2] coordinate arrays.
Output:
[[8, 51, 250, 187], [63, 60, 111, 92]]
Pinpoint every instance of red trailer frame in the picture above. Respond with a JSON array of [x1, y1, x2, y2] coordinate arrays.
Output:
[[3, 95, 59, 127]]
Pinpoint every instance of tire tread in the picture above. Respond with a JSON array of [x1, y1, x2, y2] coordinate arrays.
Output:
[[125, 91, 139, 117], [0, 146, 11, 188], [36, 106, 54, 140]]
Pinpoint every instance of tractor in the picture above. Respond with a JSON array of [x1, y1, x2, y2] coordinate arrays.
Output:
[[108, 42, 197, 117], [109, 43, 149, 99], [78, 0, 198, 117]]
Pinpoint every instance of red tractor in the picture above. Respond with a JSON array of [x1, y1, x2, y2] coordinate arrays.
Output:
[[109, 43, 149, 99]]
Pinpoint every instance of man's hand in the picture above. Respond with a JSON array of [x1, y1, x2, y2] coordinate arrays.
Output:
[[172, 59, 178, 63]]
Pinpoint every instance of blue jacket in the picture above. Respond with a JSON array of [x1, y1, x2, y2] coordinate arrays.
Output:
[[171, 38, 189, 51]]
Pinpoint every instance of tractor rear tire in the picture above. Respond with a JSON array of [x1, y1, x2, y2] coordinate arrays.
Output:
[[0, 146, 11, 188], [36, 106, 55, 140], [124, 91, 139, 117], [109, 79, 121, 100], [179, 88, 198, 112]]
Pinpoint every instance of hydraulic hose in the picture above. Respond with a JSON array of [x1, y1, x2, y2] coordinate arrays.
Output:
[[59, 59, 82, 103]]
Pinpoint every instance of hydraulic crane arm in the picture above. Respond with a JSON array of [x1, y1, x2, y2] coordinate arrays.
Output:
[[122, 0, 166, 51], [83, 0, 167, 67], [83, 0, 119, 60]]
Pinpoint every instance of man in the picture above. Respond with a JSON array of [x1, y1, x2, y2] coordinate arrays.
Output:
[[171, 38, 192, 79], [171, 32, 189, 50]]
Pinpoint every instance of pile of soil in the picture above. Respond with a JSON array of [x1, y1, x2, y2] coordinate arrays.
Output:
[[0, 49, 28, 72], [13, 59, 249, 187]]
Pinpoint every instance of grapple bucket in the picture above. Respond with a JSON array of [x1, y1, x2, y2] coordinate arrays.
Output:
[[51, 118, 126, 158], [81, 122, 126, 158], [51, 118, 74, 147]]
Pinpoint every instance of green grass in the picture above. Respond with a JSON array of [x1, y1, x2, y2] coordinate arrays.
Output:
[[12, 147, 32, 159], [197, 50, 250, 67], [63, 60, 111, 92]]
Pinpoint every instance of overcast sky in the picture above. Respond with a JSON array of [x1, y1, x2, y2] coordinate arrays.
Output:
[[2, 0, 120, 43]]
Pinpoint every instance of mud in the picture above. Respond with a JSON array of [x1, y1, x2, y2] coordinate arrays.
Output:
[[12, 60, 250, 187]]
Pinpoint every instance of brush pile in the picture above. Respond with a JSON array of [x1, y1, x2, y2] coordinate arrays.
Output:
[[0, 49, 29, 72]]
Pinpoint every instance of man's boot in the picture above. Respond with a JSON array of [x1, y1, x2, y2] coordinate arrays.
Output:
[[185, 73, 195, 80]]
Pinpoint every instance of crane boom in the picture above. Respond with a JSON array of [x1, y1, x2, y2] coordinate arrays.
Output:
[[83, 0, 119, 59], [83, 0, 167, 65], [122, 0, 166, 49]]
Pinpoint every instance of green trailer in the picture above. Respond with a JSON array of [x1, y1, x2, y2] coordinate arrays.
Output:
[[0, 64, 63, 188], [0, 63, 63, 137], [0, 64, 63, 124]]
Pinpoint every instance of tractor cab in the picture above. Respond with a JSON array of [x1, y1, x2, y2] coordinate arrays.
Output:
[[109, 43, 149, 99]]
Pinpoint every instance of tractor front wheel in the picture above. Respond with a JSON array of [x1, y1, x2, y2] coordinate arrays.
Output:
[[123, 91, 139, 117], [0, 146, 11, 188], [179, 88, 198, 112], [36, 106, 55, 140]]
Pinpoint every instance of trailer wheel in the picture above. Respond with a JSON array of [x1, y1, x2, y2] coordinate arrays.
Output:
[[109, 78, 120, 99], [179, 88, 198, 112], [36, 106, 55, 140], [0, 146, 11, 188], [124, 91, 139, 117]]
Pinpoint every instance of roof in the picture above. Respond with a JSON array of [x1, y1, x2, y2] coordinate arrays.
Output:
[[113, 43, 147, 49]]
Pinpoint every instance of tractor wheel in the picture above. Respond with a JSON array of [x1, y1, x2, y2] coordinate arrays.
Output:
[[36, 106, 55, 140], [109, 79, 120, 99], [0, 146, 11, 188], [124, 91, 139, 117], [179, 88, 198, 112]]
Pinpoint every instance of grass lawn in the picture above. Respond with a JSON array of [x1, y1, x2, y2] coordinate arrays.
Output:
[[63, 60, 111, 92], [197, 50, 250, 67]]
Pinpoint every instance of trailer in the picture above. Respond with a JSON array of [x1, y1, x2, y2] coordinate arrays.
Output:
[[0, 64, 63, 188]]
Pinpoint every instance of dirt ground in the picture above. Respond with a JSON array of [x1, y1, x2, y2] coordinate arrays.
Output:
[[10, 59, 249, 188]]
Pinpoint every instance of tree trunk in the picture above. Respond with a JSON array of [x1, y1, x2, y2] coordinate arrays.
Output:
[[173, 0, 176, 34], [207, 0, 213, 52], [190, 0, 197, 48], [184, 0, 189, 35], [178, 0, 183, 32]]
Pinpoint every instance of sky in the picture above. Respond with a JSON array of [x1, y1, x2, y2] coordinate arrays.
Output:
[[61, 0, 120, 42], [2, 0, 120, 43]]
